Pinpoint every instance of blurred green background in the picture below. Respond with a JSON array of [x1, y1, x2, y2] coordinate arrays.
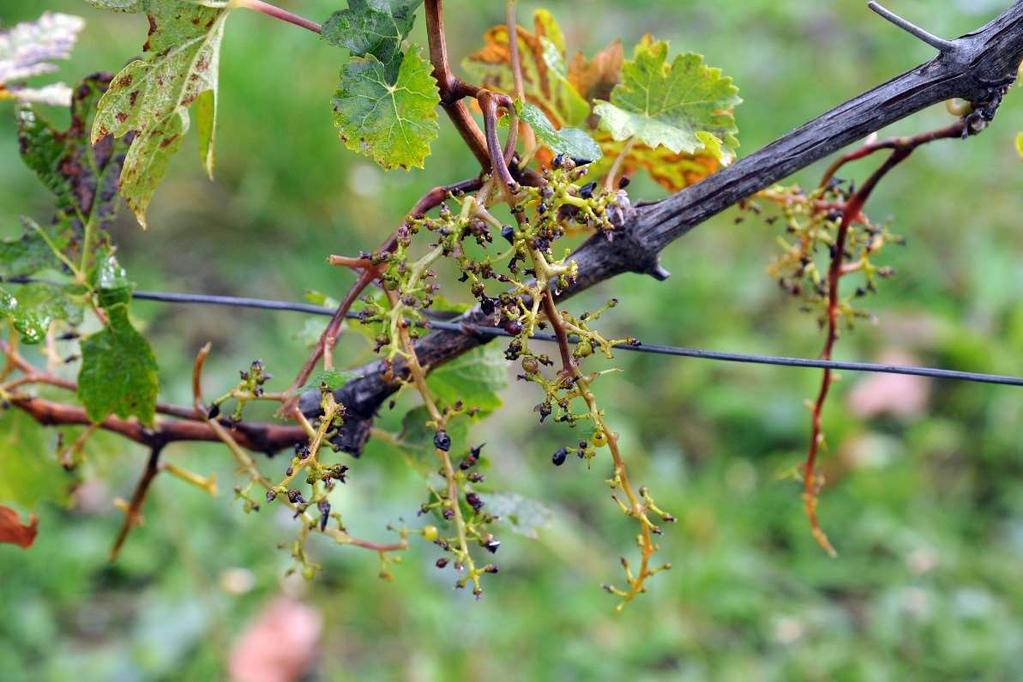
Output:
[[2, 0, 1023, 680]]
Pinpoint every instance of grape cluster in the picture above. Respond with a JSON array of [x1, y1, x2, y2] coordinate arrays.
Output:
[[754, 181, 902, 329]]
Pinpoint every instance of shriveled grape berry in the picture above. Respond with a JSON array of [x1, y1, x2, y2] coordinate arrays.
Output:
[[466, 492, 484, 512], [317, 500, 331, 531], [459, 444, 483, 470]]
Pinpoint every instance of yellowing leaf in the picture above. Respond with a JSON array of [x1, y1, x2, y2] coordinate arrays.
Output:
[[594, 36, 740, 162], [463, 9, 589, 128], [567, 40, 623, 106], [90, 1, 231, 228], [589, 132, 722, 192], [0, 505, 38, 549], [331, 46, 440, 170]]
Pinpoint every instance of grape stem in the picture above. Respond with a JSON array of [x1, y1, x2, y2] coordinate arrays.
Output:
[[280, 177, 483, 418], [109, 444, 165, 561]]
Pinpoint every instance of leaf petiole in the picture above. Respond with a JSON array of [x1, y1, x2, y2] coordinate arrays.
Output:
[[229, 0, 321, 34]]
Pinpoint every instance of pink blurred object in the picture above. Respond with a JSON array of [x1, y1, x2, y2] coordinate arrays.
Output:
[[847, 350, 930, 420], [229, 597, 323, 682]]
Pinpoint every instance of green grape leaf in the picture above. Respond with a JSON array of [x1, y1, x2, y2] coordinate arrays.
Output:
[[0, 219, 58, 279], [93, 254, 134, 308], [517, 101, 602, 163], [487, 492, 553, 540], [78, 305, 160, 426], [426, 344, 508, 412], [0, 282, 82, 344], [0, 11, 84, 106], [15, 74, 130, 277], [463, 9, 589, 128], [0, 410, 71, 510], [593, 37, 741, 161], [89, 1, 231, 228], [398, 406, 470, 454], [84, 1, 144, 10], [331, 45, 439, 170], [303, 369, 355, 392], [302, 289, 340, 308], [322, 0, 422, 75]]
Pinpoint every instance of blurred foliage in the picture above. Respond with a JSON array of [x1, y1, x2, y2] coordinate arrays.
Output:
[[1, 0, 1023, 680]]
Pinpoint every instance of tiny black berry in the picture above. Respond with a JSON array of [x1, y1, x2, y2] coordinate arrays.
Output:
[[433, 430, 451, 451]]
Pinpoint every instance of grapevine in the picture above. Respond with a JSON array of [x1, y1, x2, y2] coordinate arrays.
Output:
[[0, 0, 1021, 613]]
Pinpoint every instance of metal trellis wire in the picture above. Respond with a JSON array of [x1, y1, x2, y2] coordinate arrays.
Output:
[[126, 289, 1023, 389]]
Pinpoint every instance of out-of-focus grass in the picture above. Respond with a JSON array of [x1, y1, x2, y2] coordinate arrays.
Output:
[[1, 1, 1022, 680]]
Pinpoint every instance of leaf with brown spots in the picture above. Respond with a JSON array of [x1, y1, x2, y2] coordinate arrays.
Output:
[[463, 9, 589, 129], [0, 506, 38, 549], [16, 74, 129, 268], [1, 75, 127, 343], [89, 1, 231, 228]]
